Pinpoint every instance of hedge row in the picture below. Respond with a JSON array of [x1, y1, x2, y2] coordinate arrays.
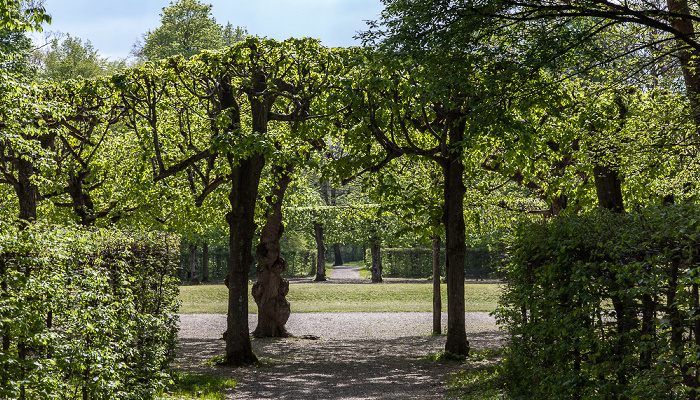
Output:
[[364, 247, 497, 278], [0, 222, 180, 399], [497, 205, 700, 399]]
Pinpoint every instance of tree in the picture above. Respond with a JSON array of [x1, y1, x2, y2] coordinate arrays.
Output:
[[38, 34, 125, 81], [136, 0, 245, 61], [0, 0, 50, 32], [117, 37, 347, 363]]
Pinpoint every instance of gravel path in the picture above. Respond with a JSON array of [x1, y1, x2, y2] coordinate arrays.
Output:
[[176, 312, 506, 399], [328, 265, 362, 280]]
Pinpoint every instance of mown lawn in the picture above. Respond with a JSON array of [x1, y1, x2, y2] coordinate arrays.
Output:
[[178, 282, 502, 313]]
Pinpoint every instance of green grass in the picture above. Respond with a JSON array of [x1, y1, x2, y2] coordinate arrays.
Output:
[[157, 373, 237, 400], [178, 283, 501, 313], [439, 349, 508, 400]]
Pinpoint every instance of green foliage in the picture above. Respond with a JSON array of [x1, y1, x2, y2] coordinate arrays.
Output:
[[0, 221, 180, 399], [158, 373, 236, 400], [497, 205, 700, 399], [39, 34, 125, 81], [0, 0, 51, 32], [138, 0, 245, 61], [368, 247, 499, 278]]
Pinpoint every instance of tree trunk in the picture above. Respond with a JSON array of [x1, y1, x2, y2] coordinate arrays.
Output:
[[333, 243, 343, 266], [667, 0, 700, 133], [370, 242, 382, 283], [432, 233, 442, 335], [252, 163, 293, 338], [16, 157, 37, 222], [593, 165, 624, 213], [313, 221, 326, 281], [224, 155, 264, 365], [202, 242, 209, 282], [189, 243, 198, 284], [442, 121, 469, 357]]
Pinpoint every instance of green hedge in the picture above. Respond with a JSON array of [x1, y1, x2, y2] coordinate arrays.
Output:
[[363, 247, 498, 278], [497, 206, 700, 399], [0, 222, 180, 400]]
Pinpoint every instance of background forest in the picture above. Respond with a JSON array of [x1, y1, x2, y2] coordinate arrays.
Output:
[[2, 0, 700, 399]]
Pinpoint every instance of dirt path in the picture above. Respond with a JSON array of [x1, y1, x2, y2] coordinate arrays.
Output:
[[176, 313, 506, 399]]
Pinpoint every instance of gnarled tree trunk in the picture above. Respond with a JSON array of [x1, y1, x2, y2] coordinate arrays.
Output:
[[252, 163, 293, 338]]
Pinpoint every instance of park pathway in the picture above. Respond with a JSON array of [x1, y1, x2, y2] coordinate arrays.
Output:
[[176, 313, 505, 399], [328, 264, 362, 281]]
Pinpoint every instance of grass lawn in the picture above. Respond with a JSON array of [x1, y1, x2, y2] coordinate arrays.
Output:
[[178, 282, 502, 313]]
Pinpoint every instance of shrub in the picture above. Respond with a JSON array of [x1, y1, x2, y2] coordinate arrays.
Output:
[[0, 222, 180, 399], [497, 205, 700, 399]]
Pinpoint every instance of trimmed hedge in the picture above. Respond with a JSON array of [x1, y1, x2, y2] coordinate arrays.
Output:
[[0, 222, 180, 400], [497, 206, 700, 399], [364, 247, 498, 278]]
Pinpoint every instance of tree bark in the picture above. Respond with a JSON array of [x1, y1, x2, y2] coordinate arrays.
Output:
[[252, 163, 293, 338], [332, 243, 343, 266], [442, 120, 469, 357], [667, 0, 700, 133], [593, 165, 624, 213], [224, 155, 264, 365], [16, 157, 37, 222], [313, 221, 326, 281], [202, 241, 209, 282], [432, 233, 442, 335], [189, 243, 199, 284], [370, 242, 383, 283]]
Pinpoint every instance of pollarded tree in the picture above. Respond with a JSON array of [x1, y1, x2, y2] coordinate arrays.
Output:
[[337, 22, 538, 354], [116, 37, 348, 363]]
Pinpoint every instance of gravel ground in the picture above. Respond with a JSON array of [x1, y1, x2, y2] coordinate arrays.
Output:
[[176, 312, 506, 399]]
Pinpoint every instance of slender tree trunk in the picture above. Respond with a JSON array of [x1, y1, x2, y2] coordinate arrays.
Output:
[[333, 243, 343, 266], [252, 163, 293, 338], [202, 242, 209, 282], [370, 242, 382, 283], [189, 243, 199, 284], [224, 155, 264, 365], [313, 221, 326, 281], [593, 165, 624, 213], [442, 121, 469, 357], [432, 233, 442, 335]]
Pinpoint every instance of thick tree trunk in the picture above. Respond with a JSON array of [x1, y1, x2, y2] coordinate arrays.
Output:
[[252, 164, 293, 338], [370, 242, 383, 283], [189, 243, 199, 284], [313, 221, 326, 281], [432, 233, 442, 335], [332, 243, 343, 266], [16, 157, 37, 222], [593, 165, 624, 213], [224, 155, 264, 365], [202, 242, 209, 282], [442, 121, 469, 357]]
